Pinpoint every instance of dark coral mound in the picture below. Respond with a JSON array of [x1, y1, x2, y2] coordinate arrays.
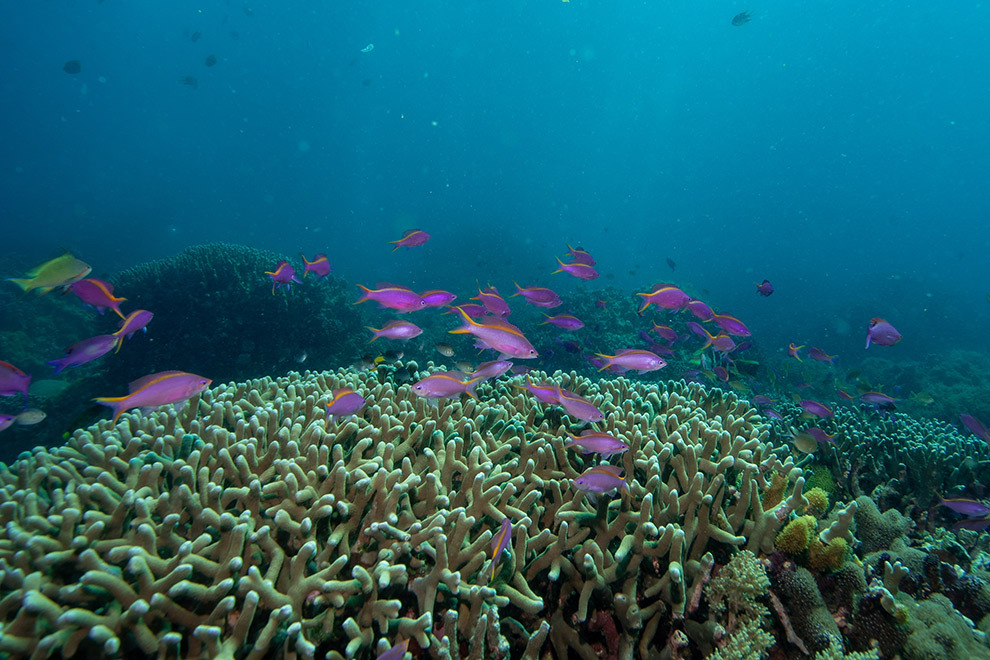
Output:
[[108, 243, 366, 385]]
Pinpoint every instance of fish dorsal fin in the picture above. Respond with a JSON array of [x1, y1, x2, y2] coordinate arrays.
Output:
[[129, 370, 186, 393]]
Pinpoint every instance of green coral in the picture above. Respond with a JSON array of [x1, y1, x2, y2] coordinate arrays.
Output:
[[706, 550, 771, 622], [708, 618, 775, 660], [814, 636, 880, 660]]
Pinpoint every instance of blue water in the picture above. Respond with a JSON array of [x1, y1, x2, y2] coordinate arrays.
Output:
[[3, 0, 990, 362]]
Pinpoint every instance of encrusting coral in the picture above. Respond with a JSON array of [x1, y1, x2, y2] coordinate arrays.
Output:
[[0, 367, 807, 658]]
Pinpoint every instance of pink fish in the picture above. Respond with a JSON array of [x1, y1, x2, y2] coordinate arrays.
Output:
[[389, 229, 430, 251], [355, 285, 426, 313], [324, 388, 367, 423], [552, 257, 599, 281], [573, 465, 628, 495], [564, 430, 629, 456], [447, 303, 486, 318], [69, 278, 126, 319], [555, 386, 604, 422], [685, 299, 715, 321], [712, 313, 751, 337], [566, 245, 596, 266], [473, 286, 512, 317], [0, 361, 31, 400], [489, 517, 512, 581], [517, 376, 560, 405], [788, 343, 804, 361], [805, 428, 836, 445], [712, 366, 729, 382], [367, 320, 423, 342], [449, 307, 538, 359], [594, 349, 666, 374], [961, 414, 990, 442], [756, 280, 774, 296], [470, 360, 513, 381], [860, 392, 898, 406], [411, 372, 482, 400], [47, 334, 119, 375], [808, 347, 836, 364], [265, 261, 301, 295], [513, 283, 562, 308], [112, 310, 154, 351], [799, 400, 834, 418], [836, 389, 855, 401], [376, 639, 409, 660], [301, 254, 332, 278], [687, 323, 736, 353], [542, 314, 584, 331], [866, 318, 901, 349], [652, 324, 678, 343], [95, 371, 212, 424], [938, 494, 990, 518], [420, 290, 457, 307], [0, 414, 14, 433], [636, 285, 690, 313]]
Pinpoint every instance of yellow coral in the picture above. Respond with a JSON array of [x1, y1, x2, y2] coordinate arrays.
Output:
[[775, 515, 817, 554], [808, 537, 848, 572], [804, 487, 830, 517]]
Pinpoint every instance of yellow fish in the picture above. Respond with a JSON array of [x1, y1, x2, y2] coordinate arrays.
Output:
[[7, 252, 91, 295]]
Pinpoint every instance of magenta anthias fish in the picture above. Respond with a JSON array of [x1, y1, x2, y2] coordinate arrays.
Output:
[[542, 314, 584, 330], [636, 285, 690, 313], [449, 307, 538, 359], [265, 261, 301, 295], [94, 371, 212, 424], [712, 313, 751, 337], [513, 283, 562, 308], [69, 278, 127, 319], [0, 415, 14, 433], [960, 414, 990, 443], [788, 343, 804, 361], [473, 286, 512, 317], [389, 229, 430, 251], [555, 386, 605, 422], [799, 399, 834, 418], [0, 361, 31, 400], [411, 372, 482, 400], [420, 290, 457, 307], [47, 334, 119, 375], [866, 318, 902, 349], [470, 360, 513, 381], [376, 639, 409, 660], [552, 258, 599, 281], [355, 285, 426, 313], [685, 299, 715, 321], [516, 376, 560, 405], [652, 324, 678, 343], [573, 465, 629, 495], [756, 280, 774, 296], [367, 320, 423, 342], [324, 388, 367, 423], [808, 347, 836, 364], [112, 310, 154, 352], [489, 517, 512, 581], [301, 254, 331, 278], [564, 430, 629, 456], [860, 392, 898, 406], [594, 349, 666, 374], [566, 244, 596, 266], [937, 494, 990, 518]]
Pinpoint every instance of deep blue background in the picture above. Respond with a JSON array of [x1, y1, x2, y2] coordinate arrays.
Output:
[[3, 0, 989, 360]]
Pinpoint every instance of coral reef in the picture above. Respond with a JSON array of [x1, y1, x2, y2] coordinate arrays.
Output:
[[0, 369, 809, 658]]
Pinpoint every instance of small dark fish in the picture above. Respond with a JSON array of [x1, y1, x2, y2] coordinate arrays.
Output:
[[182, 75, 198, 87], [731, 11, 752, 26], [756, 280, 773, 296], [435, 342, 455, 357], [63, 60, 82, 74], [205, 54, 217, 67], [666, 257, 677, 271], [190, 31, 202, 42]]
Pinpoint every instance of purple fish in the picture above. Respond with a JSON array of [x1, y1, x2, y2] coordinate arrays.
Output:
[[652, 324, 678, 343], [70, 278, 127, 319], [473, 286, 512, 317], [301, 254, 332, 278], [712, 313, 751, 337], [594, 349, 666, 374], [420, 289, 457, 307], [866, 318, 901, 349], [377, 639, 409, 660], [763, 408, 784, 420], [566, 245, 596, 266], [411, 372, 482, 400], [517, 377, 560, 405], [938, 495, 990, 518], [647, 343, 675, 357], [564, 430, 629, 456], [756, 280, 773, 296], [799, 400, 834, 418], [860, 392, 898, 406], [389, 229, 430, 251], [555, 386, 605, 422], [953, 517, 990, 532], [449, 307, 538, 359], [449, 303, 486, 318], [806, 427, 836, 445], [513, 283, 562, 308], [573, 465, 629, 495], [0, 414, 16, 432], [0, 361, 31, 400], [543, 314, 584, 330], [265, 261, 301, 295], [688, 323, 736, 352], [367, 320, 423, 342], [489, 517, 512, 580], [470, 360, 513, 381], [637, 285, 690, 313], [961, 414, 990, 442], [808, 347, 837, 364], [553, 258, 599, 281], [685, 299, 715, 321], [713, 366, 730, 382], [113, 310, 154, 344], [95, 371, 212, 424], [751, 395, 773, 407], [324, 388, 367, 423], [47, 334, 119, 375], [356, 285, 426, 313]]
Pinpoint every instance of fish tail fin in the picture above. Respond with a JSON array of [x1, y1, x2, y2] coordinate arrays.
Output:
[[6, 277, 33, 292], [113, 307, 126, 320], [463, 376, 483, 399], [354, 284, 372, 305], [93, 396, 128, 424], [366, 327, 380, 343], [447, 306, 477, 332]]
